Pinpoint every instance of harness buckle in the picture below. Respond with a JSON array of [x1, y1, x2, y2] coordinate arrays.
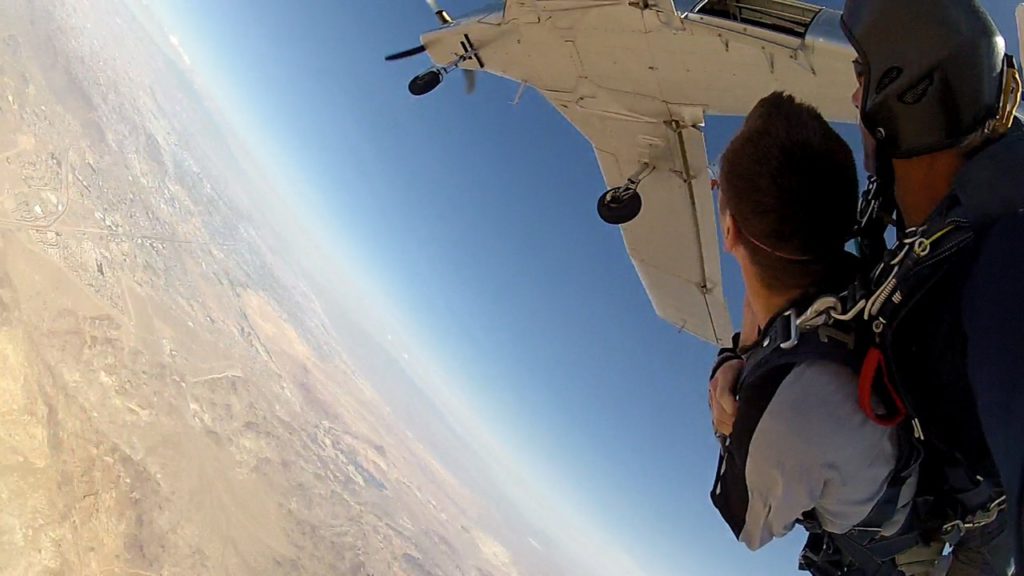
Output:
[[940, 520, 965, 546], [777, 298, 859, 351], [964, 494, 1007, 530], [796, 296, 842, 329], [779, 310, 800, 350], [940, 494, 1007, 545]]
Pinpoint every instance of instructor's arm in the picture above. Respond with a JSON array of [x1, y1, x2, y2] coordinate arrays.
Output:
[[962, 213, 1024, 562]]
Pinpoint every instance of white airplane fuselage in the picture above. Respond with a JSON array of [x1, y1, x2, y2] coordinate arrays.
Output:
[[421, 1, 857, 125]]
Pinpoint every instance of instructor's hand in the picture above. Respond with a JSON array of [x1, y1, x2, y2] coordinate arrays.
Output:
[[709, 358, 742, 436]]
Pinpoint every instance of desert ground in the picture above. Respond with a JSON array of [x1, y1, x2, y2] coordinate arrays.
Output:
[[0, 0, 535, 574]]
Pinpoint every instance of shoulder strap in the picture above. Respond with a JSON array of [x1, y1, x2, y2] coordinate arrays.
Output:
[[868, 121, 1024, 337], [741, 310, 860, 394]]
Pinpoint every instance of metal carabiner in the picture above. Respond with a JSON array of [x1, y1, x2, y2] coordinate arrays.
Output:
[[830, 299, 866, 322], [796, 296, 841, 329], [965, 495, 1008, 530], [780, 310, 800, 350]]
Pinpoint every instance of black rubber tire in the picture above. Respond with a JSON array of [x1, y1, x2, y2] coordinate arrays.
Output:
[[597, 188, 642, 225], [408, 70, 443, 96]]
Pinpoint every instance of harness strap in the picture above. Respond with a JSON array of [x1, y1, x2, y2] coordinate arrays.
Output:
[[741, 309, 860, 393], [799, 515, 916, 576], [799, 532, 844, 576], [865, 221, 975, 339], [830, 532, 907, 576], [857, 463, 915, 532]]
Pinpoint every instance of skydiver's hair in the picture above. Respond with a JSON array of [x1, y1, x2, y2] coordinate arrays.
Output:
[[719, 91, 858, 293]]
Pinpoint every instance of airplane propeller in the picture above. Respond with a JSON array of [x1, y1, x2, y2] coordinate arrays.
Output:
[[384, 45, 427, 62], [383, 0, 477, 96], [462, 68, 476, 95]]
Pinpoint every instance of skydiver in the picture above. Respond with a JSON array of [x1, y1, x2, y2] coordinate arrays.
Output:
[[711, 0, 1023, 573], [843, 0, 1022, 569], [707, 91, 935, 574]]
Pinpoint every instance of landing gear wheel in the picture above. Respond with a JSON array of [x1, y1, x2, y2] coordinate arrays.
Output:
[[409, 69, 444, 96], [597, 187, 642, 225]]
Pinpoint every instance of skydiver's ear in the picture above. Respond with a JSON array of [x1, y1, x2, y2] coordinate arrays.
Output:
[[722, 210, 740, 255]]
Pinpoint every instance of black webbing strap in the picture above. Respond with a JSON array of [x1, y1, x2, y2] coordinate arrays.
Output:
[[829, 532, 907, 576], [739, 310, 860, 399]]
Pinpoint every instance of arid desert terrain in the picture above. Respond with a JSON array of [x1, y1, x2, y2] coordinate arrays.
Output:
[[0, 1, 543, 574]]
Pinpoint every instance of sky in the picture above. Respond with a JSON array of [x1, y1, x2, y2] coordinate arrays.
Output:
[[143, 1, 1023, 574]]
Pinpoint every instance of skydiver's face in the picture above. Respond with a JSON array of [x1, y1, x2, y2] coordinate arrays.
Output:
[[851, 59, 865, 110], [852, 58, 877, 174]]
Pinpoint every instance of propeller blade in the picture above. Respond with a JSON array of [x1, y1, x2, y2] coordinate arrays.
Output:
[[426, 0, 440, 11], [462, 69, 477, 95], [384, 45, 427, 62]]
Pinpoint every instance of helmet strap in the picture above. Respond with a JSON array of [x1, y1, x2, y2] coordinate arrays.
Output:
[[985, 55, 1021, 139]]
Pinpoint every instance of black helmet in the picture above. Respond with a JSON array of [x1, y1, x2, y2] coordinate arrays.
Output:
[[841, 0, 1007, 158]]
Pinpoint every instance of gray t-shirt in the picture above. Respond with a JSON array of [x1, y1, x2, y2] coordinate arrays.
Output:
[[712, 359, 915, 550]]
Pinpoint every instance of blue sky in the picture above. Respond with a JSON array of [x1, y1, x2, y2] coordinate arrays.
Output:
[[146, 1, 1022, 574]]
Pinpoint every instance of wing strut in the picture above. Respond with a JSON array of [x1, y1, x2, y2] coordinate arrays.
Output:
[[669, 120, 722, 342]]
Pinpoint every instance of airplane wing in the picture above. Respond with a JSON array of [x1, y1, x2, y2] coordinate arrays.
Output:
[[545, 97, 732, 344], [418, 0, 861, 345]]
